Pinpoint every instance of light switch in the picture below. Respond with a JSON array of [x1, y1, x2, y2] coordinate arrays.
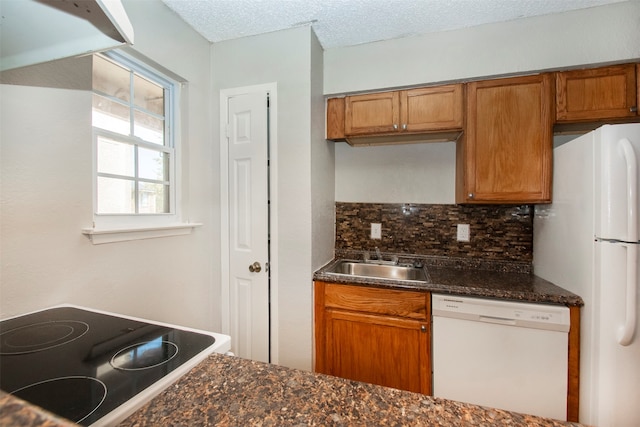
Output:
[[371, 223, 382, 239]]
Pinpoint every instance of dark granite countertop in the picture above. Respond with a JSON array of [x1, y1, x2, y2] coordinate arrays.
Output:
[[120, 353, 582, 427], [314, 254, 584, 307], [0, 391, 76, 427], [1, 353, 585, 426]]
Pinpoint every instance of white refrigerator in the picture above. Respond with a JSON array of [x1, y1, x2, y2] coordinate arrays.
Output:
[[534, 123, 640, 427]]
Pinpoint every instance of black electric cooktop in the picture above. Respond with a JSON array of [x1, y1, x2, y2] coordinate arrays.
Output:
[[0, 305, 227, 426]]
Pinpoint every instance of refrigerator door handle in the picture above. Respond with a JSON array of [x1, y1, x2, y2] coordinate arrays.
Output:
[[619, 243, 637, 346], [619, 137, 638, 345]]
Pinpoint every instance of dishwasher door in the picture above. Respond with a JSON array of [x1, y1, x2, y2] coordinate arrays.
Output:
[[432, 294, 570, 421]]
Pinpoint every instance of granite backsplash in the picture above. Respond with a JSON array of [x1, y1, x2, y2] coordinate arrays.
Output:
[[335, 202, 533, 264]]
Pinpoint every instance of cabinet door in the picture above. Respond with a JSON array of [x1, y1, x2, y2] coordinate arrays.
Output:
[[325, 309, 431, 394], [459, 74, 553, 203], [344, 91, 400, 135], [326, 97, 346, 140], [401, 85, 463, 132], [556, 64, 637, 122]]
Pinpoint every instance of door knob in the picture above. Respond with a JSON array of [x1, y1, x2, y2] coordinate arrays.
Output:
[[249, 262, 262, 273]]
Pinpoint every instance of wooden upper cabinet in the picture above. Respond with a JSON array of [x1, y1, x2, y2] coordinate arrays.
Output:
[[329, 84, 463, 140], [556, 64, 638, 122], [345, 91, 400, 135], [330, 62, 640, 141], [326, 97, 346, 140], [457, 74, 553, 204], [400, 85, 463, 132]]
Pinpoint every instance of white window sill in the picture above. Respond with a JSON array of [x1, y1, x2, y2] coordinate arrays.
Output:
[[81, 223, 203, 245]]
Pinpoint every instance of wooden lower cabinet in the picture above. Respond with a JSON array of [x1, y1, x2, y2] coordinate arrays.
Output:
[[314, 280, 580, 421], [567, 305, 581, 422], [314, 281, 431, 395]]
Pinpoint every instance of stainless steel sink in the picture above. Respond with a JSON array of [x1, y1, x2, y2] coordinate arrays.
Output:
[[325, 260, 429, 282]]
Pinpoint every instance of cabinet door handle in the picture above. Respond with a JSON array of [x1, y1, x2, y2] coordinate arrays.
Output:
[[393, 124, 398, 130], [420, 325, 427, 332], [631, 106, 638, 113], [468, 193, 474, 199], [402, 124, 407, 130]]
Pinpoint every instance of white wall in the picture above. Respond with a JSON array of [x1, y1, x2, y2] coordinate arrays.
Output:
[[310, 31, 335, 269], [324, 1, 640, 95], [335, 142, 455, 203], [310, 28, 335, 367], [327, 1, 640, 204], [212, 26, 333, 370], [0, 0, 219, 332]]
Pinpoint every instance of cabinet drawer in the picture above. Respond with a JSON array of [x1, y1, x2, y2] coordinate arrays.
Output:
[[324, 282, 428, 320]]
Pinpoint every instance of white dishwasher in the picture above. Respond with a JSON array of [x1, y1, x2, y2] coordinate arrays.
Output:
[[432, 294, 570, 421]]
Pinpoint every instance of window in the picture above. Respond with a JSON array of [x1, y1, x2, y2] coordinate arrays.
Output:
[[92, 52, 175, 218]]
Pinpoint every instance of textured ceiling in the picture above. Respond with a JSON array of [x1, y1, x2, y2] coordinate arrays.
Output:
[[161, 0, 626, 49]]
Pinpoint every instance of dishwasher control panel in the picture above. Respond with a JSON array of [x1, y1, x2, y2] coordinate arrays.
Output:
[[432, 294, 570, 332]]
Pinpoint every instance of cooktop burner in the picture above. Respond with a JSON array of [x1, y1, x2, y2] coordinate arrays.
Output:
[[12, 376, 107, 424], [110, 340, 179, 370], [0, 320, 89, 355], [0, 305, 231, 426]]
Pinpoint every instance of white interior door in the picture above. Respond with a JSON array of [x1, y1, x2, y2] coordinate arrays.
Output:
[[227, 91, 269, 362]]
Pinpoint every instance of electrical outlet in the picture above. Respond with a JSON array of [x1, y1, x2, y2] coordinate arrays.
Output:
[[371, 223, 382, 239], [457, 224, 470, 242]]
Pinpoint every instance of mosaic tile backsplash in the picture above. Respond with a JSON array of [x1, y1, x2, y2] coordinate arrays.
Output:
[[335, 203, 533, 263]]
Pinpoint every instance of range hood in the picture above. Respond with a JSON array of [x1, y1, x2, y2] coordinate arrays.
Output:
[[0, 0, 134, 72]]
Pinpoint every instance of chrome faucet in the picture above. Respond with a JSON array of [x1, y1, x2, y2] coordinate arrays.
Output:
[[373, 247, 399, 265]]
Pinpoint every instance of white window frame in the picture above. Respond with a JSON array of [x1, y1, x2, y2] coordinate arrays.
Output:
[[83, 50, 200, 244]]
